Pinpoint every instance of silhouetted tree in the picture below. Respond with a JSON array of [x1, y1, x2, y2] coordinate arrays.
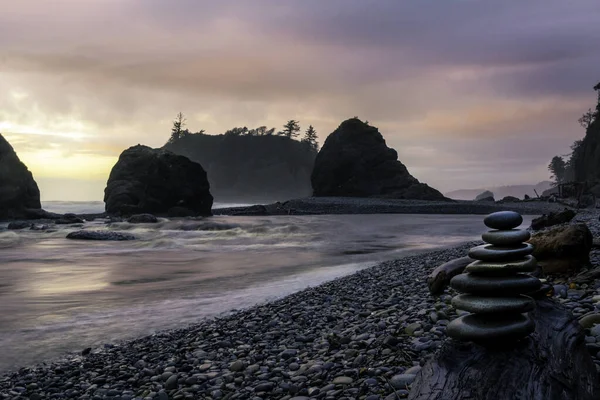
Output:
[[548, 156, 566, 185], [280, 120, 300, 138], [578, 108, 597, 130], [168, 112, 187, 143], [302, 125, 319, 151]]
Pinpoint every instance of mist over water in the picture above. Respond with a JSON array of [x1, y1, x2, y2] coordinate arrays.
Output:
[[0, 204, 534, 373]]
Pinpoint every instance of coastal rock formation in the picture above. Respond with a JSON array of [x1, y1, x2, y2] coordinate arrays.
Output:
[[0, 134, 41, 219], [104, 145, 213, 216], [310, 118, 445, 200], [447, 211, 540, 344], [475, 190, 494, 201], [529, 223, 592, 274], [499, 196, 520, 203]]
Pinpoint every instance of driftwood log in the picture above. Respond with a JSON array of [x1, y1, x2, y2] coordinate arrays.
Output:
[[409, 299, 600, 400], [427, 257, 474, 295]]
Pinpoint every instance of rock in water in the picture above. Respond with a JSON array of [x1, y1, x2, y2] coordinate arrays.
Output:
[[127, 214, 158, 223], [66, 231, 136, 241], [310, 118, 445, 200], [104, 145, 213, 216], [447, 211, 540, 344], [0, 134, 41, 219]]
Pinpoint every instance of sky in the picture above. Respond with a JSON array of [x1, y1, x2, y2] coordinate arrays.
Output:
[[1, 0, 600, 201]]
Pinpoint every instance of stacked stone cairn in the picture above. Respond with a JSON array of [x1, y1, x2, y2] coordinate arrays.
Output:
[[447, 211, 542, 344]]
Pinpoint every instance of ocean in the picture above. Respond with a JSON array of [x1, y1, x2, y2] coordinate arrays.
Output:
[[0, 201, 534, 373]]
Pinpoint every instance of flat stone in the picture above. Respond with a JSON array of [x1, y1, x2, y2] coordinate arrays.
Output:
[[468, 243, 533, 261], [450, 273, 541, 295], [447, 313, 535, 343], [465, 255, 537, 276], [484, 211, 523, 230], [452, 294, 535, 314], [390, 374, 417, 389], [482, 229, 531, 246], [332, 376, 353, 385]]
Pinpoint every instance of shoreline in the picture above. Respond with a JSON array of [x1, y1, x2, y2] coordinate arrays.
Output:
[[2, 197, 572, 223], [0, 242, 479, 398], [212, 197, 572, 216]]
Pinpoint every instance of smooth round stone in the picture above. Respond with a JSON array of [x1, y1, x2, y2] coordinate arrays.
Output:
[[465, 255, 537, 276], [468, 243, 533, 261], [483, 211, 523, 230], [482, 229, 530, 246], [447, 313, 534, 343], [452, 294, 535, 314], [450, 273, 541, 295]]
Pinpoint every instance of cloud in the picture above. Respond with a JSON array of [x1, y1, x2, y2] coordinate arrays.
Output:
[[0, 0, 599, 199]]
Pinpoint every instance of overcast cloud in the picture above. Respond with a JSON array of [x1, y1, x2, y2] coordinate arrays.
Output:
[[1, 0, 599, 200]]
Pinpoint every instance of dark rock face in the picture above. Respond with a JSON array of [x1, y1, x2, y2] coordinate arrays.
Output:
[[310, 118, 445, 200], [499, 196, 520, 203], [104, 145, 213, 216], [531, 209, 576, 230], [0, 134, 41, 219]]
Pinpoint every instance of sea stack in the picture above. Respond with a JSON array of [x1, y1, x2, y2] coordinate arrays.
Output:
[[447, 211, 541, 344]]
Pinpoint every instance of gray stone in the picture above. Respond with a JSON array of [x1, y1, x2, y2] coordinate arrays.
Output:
[[580, 314, 600, 329], [332, 376, 353, 385], [468, 243, 534, 262], [450, 273, 541, 295], [465, 256, 537, 276], [482, 229, 531, 246], [229, 360, 246, 372], [165, 374, 178, 390], [452, 294, 535, 314], [447, 313, 534, 342], [390, 374, 417, 389], [484, 211, 523, 230]]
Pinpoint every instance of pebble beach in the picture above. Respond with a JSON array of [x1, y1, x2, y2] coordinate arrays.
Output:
[[2, 209, 600, 400]]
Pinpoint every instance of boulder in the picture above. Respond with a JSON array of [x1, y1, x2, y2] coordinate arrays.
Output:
[[530, 209, 576, 230], [0, 134, 41, 219], [55, 213, 85, 225], [499, 196, 520, 203], [528, 223, 593, 274], [127, 213, 158, 223], [427, 257, 474, 295], [475, 191, 494, 201], [310, 118, 445, 200], [104, 145, 213, 216]]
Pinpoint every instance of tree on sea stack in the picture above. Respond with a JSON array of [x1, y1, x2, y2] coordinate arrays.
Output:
[[280, 120, 301, 138], [168, 112, 187, 143], [409, 211, 599, 400], [302, 125, 319, 151]]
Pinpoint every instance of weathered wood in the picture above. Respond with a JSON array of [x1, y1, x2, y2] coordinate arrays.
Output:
[[427, 257, 474, 295], [409, 299, 600, 400]]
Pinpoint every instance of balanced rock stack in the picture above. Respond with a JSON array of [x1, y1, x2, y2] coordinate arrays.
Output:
[[447, 211, 542, 344]]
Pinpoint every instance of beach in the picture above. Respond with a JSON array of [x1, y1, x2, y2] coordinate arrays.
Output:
[[1, 206, 598, 399]]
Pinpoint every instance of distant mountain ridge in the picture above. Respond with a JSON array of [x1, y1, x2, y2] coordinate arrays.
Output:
[[445, 181, 553, 200]]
